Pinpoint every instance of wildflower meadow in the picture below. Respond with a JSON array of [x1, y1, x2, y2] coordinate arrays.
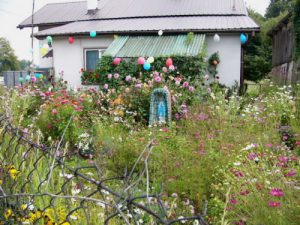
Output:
[[0, 70, 299, 225]]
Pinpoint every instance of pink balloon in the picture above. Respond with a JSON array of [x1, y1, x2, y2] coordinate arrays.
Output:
[[113, 57, 122, 66], [138, 57, 145, 65], [166, 58, 173, 67], [68, 37, 74, 44]]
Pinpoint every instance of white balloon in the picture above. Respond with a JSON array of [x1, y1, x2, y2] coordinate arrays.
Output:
[[213, 34, 220, 42], [158, 30, 163, 36], [147, 57, 155, 63]]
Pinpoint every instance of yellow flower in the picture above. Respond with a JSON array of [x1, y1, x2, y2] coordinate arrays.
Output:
[[8, 168, 19, 180], [21, 204, 28, 210], [4, 209, 13, 220], [0, 180, 2, 185]]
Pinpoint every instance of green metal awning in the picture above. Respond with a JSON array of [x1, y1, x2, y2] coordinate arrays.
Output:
[[103, 34, 206, 57]]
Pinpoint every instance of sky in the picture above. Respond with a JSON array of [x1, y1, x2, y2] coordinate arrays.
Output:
[[0, 0, 270, 64]]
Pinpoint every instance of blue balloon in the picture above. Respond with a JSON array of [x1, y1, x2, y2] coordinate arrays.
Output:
[[35, 73, 41, 79], [25, 75, 31, 81], [240, 33, 248, 45], [90, 31, 97, 38], [143, 62, 151, 71]]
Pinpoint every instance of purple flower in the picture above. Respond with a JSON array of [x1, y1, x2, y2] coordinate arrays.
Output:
[[114, 73, 119, 79], [125, 75, 132, 82], [107, 74, 112, 79]]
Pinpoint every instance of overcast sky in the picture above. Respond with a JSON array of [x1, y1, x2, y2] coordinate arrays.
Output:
[[0, 0, 270, 63]]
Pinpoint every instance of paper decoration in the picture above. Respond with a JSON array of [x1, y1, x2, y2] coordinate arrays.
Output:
[[68, 37, 75, 44], [213, 34, 220, 42], [138, 57, 145, 65]]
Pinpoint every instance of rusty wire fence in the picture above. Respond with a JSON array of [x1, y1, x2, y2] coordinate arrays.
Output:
[[0, 114, 208, 225]]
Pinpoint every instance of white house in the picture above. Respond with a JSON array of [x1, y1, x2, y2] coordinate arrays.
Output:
[[18, 0, 259, 87]]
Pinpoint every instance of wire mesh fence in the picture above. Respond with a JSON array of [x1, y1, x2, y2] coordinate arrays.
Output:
[[0, 114, 208, 225]]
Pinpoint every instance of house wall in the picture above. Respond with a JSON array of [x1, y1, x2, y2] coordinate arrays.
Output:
[[52, 35, 114, 87], [206, 34, 241, 87], [39, 39, 53, 69], [50, 34, 241, 87]]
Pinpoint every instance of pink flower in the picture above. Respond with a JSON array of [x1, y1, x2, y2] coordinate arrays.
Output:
[[107, 74, 112, 79], [103, 84, 109, 90], [248, 153, 258, 160], [52, 109, 58, 115], [269, 188, 284, 197], [296, 141, 300, 146], [240, 190, 250, 196], [162, 67, 168, 73], [135, 83, 142, 89], [268, 201, 281, 208], [61, 99, 69, 105], [229, 198, 238, 205], [278, 156, 289, 163], [265, 143, 273, 147], [153, 71, 160, 77], [284, 169, 296, 177], [31, 77, 37, 82], [198, 113, 209, 121], [125, 75, 132, 82], [114, 73, 119, 79], [188, 86, 195, 92], [154, 76, 162, 83], [169, 65, 175, 71], [182, 81, 189, 88]]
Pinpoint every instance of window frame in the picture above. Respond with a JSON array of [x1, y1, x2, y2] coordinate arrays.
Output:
[[83, 48, 106, 71]]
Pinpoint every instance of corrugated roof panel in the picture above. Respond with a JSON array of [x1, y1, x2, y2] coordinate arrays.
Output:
[[35, 16, 259, 37], [19, 0, 248, 28], [104, 36, 129, 56], [103, 34, 206, 57]]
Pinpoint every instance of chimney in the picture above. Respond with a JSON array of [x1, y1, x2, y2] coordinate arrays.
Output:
[[87, 0, 98, 14]]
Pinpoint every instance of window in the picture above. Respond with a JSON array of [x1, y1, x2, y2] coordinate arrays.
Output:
[[84, 49, 105, 71]]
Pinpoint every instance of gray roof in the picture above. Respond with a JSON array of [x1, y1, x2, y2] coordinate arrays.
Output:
[[35, 16, 259, 37], [19, 0, 248, 28]]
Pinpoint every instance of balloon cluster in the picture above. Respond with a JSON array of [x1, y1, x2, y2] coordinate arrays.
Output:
[[18, 73, 44, 84], [137, 57, 155, 70]]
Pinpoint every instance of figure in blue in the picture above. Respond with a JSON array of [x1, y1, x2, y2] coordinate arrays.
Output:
[[157, 99, 166, 123]]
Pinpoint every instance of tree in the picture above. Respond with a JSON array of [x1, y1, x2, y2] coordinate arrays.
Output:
[[265, 0, 292, 19], [244, 9, 272, 82], [19, 60, 31, 71], [0, 37, 19, 74]]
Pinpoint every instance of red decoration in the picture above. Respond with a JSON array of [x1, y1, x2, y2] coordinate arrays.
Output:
[[113, 58, 122, 66], [213, 60, 218, 65], [68, 37, 74, 44], [166, 58, 173, 67]]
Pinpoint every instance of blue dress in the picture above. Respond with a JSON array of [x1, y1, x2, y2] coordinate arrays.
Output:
[[157, 101, 166, 123]]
